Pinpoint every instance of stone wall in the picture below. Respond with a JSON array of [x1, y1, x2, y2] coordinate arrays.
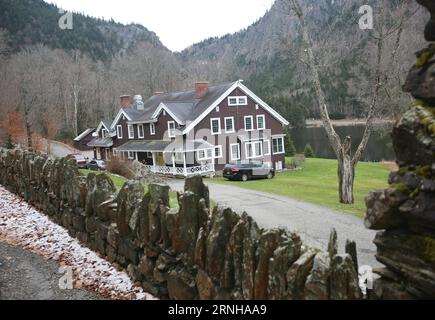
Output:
[[364, 0, 435, 300], [0, 148, 361, 300]]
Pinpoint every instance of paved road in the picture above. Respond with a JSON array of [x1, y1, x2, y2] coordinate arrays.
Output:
[[166, 179, 381, 268], [0, 242, 103, 300], [47, 140, 76, 158]]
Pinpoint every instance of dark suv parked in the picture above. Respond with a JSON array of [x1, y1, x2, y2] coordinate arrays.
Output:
[[223, 161, 275, 182]]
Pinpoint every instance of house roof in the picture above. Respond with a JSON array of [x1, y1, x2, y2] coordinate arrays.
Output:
[[115, 139, 214, 153], [87, 137, 113, 148], [74, 128, 95, 141], [108, 80, 289, 131]]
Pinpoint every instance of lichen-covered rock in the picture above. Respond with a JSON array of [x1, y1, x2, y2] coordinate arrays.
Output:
[[196, 269, 214, 300], [416, 0, 435, 41], [254, 229, 284, 300], [365, 188, 407, 230], [165, 208, 181, 252], [184, 175, 210, 209], [206, 206, 239, 284], [327, 228, 338, 258], [268, 232, 302, 300], [167, 268, 198, 300], [194, 227, 207, 270], [304, 252, 331, 300], [116, 180, 145, 237], [286, 248, 317, 300], [330, 254, 362, 300], [345, 239, 358, 274], [86, 172, 117, 220]]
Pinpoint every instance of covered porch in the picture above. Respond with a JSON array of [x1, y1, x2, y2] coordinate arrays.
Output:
[[115, 140, 216, 177]]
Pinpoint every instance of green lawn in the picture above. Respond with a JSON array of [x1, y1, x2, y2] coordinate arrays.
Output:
[[80, 169, 179, 208], [211, 158, 390, 217]]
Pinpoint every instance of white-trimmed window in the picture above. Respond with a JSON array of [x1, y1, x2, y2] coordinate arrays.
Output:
[[214, 145, 223, 158], [128, 125, 135, 139], [272, 137, 285, 154], [116, 125, 123, 139], [264, 140, 271, 156], [101, 128, 108, 139], [210, 118, 221, 135], [168, 121, 176, 138], [224, 117, 235, 133], [198, 149, 213, 161], [244, 116, 254, 131], [228, 96, 248, 106], [230, 143, 240, 161], [257, 115, 266, 130], [150, 123, 156, 135], [245, 141, 263, 159], [128, 151, 135, 160], [137, 124, 145, 139], [175, 152, 184, 162]]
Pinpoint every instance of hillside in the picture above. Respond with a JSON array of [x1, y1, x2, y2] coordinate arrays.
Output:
[[0, 0, 169, 60]]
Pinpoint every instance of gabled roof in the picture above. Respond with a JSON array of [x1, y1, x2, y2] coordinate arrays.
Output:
[[98, 80, 289, 134], [74, 128, 95, 141], [87, 137, 113, 148]]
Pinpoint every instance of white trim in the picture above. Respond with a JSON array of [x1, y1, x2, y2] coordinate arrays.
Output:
[[264, 139, 271, 156], [74, 128, 94, 141], [214, 145, 223, 159], [128, 124, 135, 139], [127, 151, 135, 160], [210, 118, 221, 135], [101, 128, 108, 139], [197, 148, 213, 161], [272, 137, 285, 155], [244, 116, 254, 132], [116, 125, 123, 139], [168, 121, 176, 138], [96, 121, 110, 135], [111, 109, 132, 129], [153, 103, 184, 125], [150, 123, 156, 135], [224, 117, 235, 133], [256, 114, 266, 130], [228, 96, 248, 106], [238, 82, 289, 126], [182, 81, 240, 134], [230, 143, 241, 161], [137, 124, 145, 139], [182, 80, 289, 134], [245, 141, 263, 159]]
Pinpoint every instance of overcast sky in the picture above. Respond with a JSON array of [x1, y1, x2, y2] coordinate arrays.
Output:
[[47, 0, 275, 52]]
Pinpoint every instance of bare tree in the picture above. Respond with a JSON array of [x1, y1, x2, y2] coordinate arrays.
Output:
[[288, 0, 409, 204]]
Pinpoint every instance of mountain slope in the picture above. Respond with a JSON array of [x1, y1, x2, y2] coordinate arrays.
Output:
[[0, 0, 168, 60]]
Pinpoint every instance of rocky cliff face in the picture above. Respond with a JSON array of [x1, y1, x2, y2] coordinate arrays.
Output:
[[365, 0, 435, 300], [0, 149, 362, 300]]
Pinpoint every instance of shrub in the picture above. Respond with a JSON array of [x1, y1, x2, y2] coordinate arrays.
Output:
[[329, 112, 347, 120], [304, 144, 315, 158], [106, 156, 135, 179], [284, 128, 296, 157], [287, 154, 306, 168]]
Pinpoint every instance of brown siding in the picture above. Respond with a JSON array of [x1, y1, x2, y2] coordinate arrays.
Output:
[[193, 88, 286, 170]]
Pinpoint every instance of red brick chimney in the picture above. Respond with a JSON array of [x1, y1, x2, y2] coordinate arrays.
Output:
[[120, 95, 131, 109], [195, 82, 209, 99]]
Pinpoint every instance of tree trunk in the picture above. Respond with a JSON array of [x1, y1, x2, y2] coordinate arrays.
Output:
[[338, 136, 354, 204]]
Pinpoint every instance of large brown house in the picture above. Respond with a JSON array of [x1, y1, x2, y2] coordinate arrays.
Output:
[[79, 80, 289, 176]]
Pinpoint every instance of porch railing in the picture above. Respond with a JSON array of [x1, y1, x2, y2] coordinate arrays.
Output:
[[143, 163, 214, 177]]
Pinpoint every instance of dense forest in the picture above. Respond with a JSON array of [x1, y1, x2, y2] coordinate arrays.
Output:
[[0, 0, 429, 148]]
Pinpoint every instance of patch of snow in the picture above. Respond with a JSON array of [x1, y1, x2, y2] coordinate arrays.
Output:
[[0, 186, 156, 300]]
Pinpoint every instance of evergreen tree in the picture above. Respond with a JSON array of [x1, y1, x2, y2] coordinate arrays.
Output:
[[304, 144, 315, 158], [284, 128, 296, 157]]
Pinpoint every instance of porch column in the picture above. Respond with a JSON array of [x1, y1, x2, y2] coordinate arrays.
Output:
[[211, 151, 216, 176], [183, 152, 187, 177], [152, 152, 157, 173], [135, 152, 138, 161], [172, 153, 176, 174]]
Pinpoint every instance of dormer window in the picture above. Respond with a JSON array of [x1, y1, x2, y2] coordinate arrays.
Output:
[[116, 125, 123, 139], [101, 128, 108, 138], [150, 123, 156, 135], [228, 96, 248, 106]]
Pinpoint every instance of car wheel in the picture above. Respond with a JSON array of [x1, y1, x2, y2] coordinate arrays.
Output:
[[241, 174, 249, 182], [267, 172, 274, 179]]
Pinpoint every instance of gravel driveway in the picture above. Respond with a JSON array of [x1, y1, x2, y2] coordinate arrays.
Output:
[[0, 243, 102, 300], [166, 179, 381, 268]]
